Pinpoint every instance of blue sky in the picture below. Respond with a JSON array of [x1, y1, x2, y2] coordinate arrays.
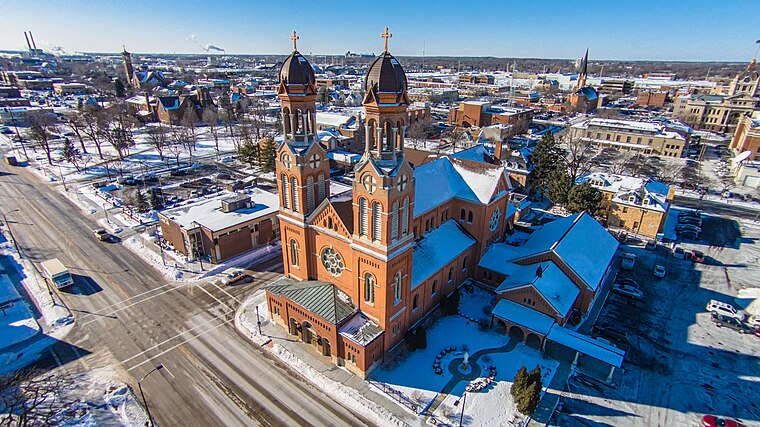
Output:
[[1, 0, 758, 61]]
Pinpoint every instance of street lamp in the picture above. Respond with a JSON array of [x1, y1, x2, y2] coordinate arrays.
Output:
[[454, 391, 468, 427], [191, 221, 205, 271], [137, 364, 164, 427], [0, 209, 21, 255]]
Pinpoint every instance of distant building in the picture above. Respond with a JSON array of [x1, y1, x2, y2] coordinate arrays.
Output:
[[673, 59, 759, 134], [730, 112, 760, 161], [636, 90, 669, 107], [53, 82, 89, 95], [569, 118, 687, 158], [407, 88, 458, 103], [448, 100, 532, 136], [567, 49, 599, 113], [122, 47, 168, 90], [158, 188, 279, 263], [577, 172, 674, 238], [599, 79, 633, 95]]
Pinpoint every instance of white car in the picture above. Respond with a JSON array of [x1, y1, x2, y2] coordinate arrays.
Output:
[[653, 265, 666, 278], [749, 316, 760, 328], [613, 284, 644, 300], [706, 300, 745, 321], [621, 253, 636, 271]]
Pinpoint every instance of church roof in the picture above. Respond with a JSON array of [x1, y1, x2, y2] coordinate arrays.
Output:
[[266, 277, 356, 324], [495, 261, 580, 318], [279, 50, 316, 88], [365, 51, 407, 94], [411, 220, 476, 289], [339, 312, 384, 347]]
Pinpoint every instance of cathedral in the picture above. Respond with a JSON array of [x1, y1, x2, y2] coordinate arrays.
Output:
[[568, 48, 599, 113], [265, 29, 516, 377]]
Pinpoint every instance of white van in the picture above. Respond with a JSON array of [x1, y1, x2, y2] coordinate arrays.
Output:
[[706, 300, 745, 321]]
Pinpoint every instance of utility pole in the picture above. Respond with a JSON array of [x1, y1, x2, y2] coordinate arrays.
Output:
[[137, 365, 164, 427], [1, 209, 21, 255]]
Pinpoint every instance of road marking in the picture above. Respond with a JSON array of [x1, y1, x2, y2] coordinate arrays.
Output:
[[77, 282, 174, 319], [211, 282, 241, 304], [197, 284, 235, 312], [126, 316, 234, 372], [79, 285, 184, 326], [120, 309, 231, 366]]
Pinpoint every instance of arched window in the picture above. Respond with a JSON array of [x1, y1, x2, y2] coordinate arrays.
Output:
[[372, 201, 382, 241], [432, 280, 437, 295], [289, 239, 298, 267], [391, 201, 399, 243], [291, 177, 299, 212], [467, 211, 473, 223], [281, 174, 290, 209], [462, 257, 468, 272], [327, 217, 333, 229], [401, 197, 409, 236], [318, 174, 326, 201], [306, 176, 315, 213], [394, 271, 402, 303], [425, 219, 430, 232], [448, 267, 453, 282], [460, 209, 466, 221], [364, 273, 375, 304], [441, 211, 445, 223], [412, 294, 419, 311], [359, 198, 368, 236]]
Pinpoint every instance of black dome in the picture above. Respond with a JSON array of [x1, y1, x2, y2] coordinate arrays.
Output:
[[279, 51, 315, 87], [364, 51, 407, 93]]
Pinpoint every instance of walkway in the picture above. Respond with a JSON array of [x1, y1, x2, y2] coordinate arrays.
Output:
[[426, 338, 519, 415]]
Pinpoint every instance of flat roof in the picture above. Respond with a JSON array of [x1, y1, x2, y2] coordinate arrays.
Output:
[[160, 188, 278, 233]]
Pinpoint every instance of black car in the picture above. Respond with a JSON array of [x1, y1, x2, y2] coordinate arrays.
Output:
[[616, 278, 639, 289], [645, 240, 657, 251], [679, 230, 699, 239], [592, 323, 629, 343], [711, 314, 751, 334]]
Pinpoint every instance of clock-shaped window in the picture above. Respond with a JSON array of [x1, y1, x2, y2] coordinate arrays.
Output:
[[489, 207, 500, 231], [362, 174, 378, 194], [321, 247, 345, 277]]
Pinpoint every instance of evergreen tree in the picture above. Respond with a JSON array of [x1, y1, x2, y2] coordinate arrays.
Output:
[[415, 327, 427, 349], [531, 131, 565, 195], [114, 78, 126, 98], [516, 381, 541, 416], [511, 366, 529, 400], [133, 189, 149, 213], [237, 140, 258, 166], [546, 168, 573, 207], [527, 366, 543, 391], [567, 182, 603, 215], [258, 137, 277, 172], [61, 138, 82, 172], [148, 188, 162, 210]]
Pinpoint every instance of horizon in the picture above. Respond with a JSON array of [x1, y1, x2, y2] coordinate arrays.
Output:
[[1, 0, 759, 62]]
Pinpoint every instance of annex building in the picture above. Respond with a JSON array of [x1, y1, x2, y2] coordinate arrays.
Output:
[[569, 118, 687, 158]]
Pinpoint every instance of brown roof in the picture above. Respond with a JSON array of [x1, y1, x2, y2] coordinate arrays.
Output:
[[365, 51, 407, 94], [332, 199, 354, 234], [279, 51, 315, 87]]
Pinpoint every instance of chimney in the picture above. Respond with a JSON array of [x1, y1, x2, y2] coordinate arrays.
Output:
[[494, 138, 504, 162]]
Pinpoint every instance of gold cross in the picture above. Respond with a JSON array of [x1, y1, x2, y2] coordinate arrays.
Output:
[[380, 27, 392, 52], [290, 31, 299, 51]]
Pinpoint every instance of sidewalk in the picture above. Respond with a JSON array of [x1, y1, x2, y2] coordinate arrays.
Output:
[[236, 291, 420, 427]]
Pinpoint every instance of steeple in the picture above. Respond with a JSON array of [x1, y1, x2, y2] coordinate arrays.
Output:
[[277, 31, 317, 143], [121, 46, 134, 84], [577, 48, 589, 90]]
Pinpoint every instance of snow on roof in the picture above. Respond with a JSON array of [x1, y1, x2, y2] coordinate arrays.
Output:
[[160, 188, 278, 233], [339, 312, 384, 347], [553, 213, 618, 291], [492, 298, 555, 336], [495, 262, 580, 317], [328, 151, 361, 164], [579, 173, 670, 213], [573, 118, 684, 140], [546, 324, 624, 367], [316, 112, 355, 128], [0, 275, 22, 305], [329, 180, 352, 197], [413, 157, 506, 217], [411, 220, 476, 289], [451, 144, 491, 163]]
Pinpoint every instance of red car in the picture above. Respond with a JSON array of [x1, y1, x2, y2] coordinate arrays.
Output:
[[701, 414, 746, 427], [691, 250, 705, 263]]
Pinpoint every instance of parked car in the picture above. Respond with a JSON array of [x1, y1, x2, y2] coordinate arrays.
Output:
[[701, 415, 746, 427], [690, 250, 705, 263], [221, 268, 252, 285], [645, 240, 657, 251], [613, 284, 644, 300], [679, 216, 702, 226], [677, 224, 702, 233], [92, 229, 111, 242], [706, 300, 746, 321], [621, 253, 636, 270], [616, 278, 639, 289], [673, 246, 686, 259], [710, 314, 751, 334], [679, 210, 701, 219], [653, 265, 666, 278], [747, 316, 760, 328], [679, 230, 700, 240], [592, 322, 629, 343]]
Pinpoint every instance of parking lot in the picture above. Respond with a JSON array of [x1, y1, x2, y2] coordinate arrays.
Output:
[[552, 217, 760, 426]]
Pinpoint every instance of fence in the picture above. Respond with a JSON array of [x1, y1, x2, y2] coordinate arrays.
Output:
[[367, 379, 420, 414]]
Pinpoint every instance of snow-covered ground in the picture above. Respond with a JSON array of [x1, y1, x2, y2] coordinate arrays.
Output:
[[0, 274, 40, 351]]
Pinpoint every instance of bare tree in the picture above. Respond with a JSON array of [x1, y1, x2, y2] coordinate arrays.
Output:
[[146, 124, 168, 161], [26, 112, 57, 165], [202, 109, 221, 160], [562, 134, 596, 181], [0, 368, 72, 426], [80, 108, 105, 159], [61, 113, 88, 154]]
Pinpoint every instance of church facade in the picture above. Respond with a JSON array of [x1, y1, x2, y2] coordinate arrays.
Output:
[[265, 30, 516, 377]]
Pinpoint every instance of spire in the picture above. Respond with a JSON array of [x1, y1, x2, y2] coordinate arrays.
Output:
[[380, 27, 392, 52], [577, 48, 589, 90], [290, 30, 299, 52]]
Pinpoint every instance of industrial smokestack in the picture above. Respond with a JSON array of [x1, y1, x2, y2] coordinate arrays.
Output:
[[23, 32, 32, 51], [29, 31, 38, 51]]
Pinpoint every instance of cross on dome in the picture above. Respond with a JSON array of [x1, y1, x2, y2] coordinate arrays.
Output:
[[380, 27, 392, 52], [291, 31, 299, 51]]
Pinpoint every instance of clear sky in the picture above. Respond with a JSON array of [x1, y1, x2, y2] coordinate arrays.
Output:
[[1, 0, 758, 61]]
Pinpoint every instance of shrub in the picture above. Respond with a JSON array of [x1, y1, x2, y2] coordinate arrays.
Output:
[[415, 327, 427, 350], [442, 290, 461, 315], [528, 366, 543, 391]]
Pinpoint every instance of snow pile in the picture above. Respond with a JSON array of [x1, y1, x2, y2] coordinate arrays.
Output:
[[270, 344, 406, 427], [103, 383, 149, 427], [122, 237, 185, 281], [57, 402, 96, 427], [736, 288, 760, 317], [234, 290, 272, 346]]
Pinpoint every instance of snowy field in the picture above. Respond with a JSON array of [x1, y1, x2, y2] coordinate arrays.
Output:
[[552, 216, 760, 426], [372, 287, 559, 426]]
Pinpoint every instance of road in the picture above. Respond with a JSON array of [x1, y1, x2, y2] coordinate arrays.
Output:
[[0, 160, 367, 427], [673, 194, 760, 221]]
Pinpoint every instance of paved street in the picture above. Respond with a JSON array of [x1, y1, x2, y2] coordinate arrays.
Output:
[[0, 160, 368, 427], [673, 194, 760, 221]]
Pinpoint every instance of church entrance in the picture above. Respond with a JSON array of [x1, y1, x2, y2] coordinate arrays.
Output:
[[289, 318, 299, 336], [321, 338, 331, 357], [302, 321, 315, 344]]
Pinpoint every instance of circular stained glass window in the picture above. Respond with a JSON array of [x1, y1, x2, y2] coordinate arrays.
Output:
[[321, 247, 344, 277]]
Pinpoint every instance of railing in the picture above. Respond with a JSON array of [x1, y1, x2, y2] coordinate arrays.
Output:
[[367, 379, 420, 414]]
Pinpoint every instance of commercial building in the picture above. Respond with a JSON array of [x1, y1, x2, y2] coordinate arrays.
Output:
[[53, 82, 90, 95], [577, 172, 673, 239], [729, 111, 760, 161], [569, 118, 687, 158], [636, 90, 669, 107], [158, 188, 279, 263], [448, 100, 532, 136]]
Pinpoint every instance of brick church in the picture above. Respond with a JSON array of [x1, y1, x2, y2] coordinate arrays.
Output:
[[265, 30, 517, 377]]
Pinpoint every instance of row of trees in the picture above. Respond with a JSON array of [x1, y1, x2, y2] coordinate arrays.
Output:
[[511, 366, 543, 416]]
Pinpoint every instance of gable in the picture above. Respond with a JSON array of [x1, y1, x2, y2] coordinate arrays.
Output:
[[307, 199, 352, 239]]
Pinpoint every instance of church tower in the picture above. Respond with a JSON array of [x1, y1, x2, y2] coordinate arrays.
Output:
[[121, 46, 134, 86], [576, 48, 589, 90], [275, 32, 330, 281], [352, 28, 416, 350]]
